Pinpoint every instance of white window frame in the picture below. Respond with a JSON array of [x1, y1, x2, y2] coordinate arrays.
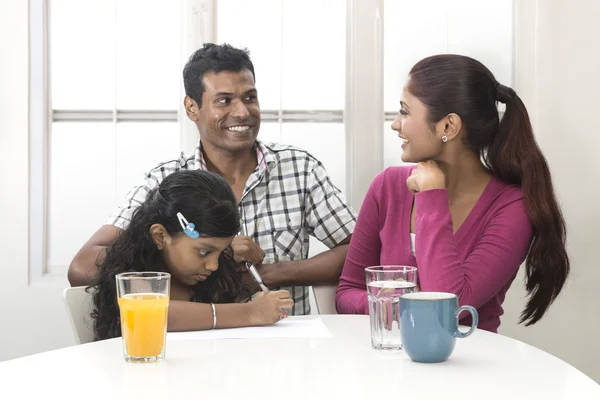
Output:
[[28, 0, 522, 282], [182, 0, 350, 154], [28, 0, 193, 281], [29, 0, 50, 282], [345, 0, 384, 208]]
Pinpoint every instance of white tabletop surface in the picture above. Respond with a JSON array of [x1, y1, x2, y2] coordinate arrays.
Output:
[[0, 315, 598, 399]]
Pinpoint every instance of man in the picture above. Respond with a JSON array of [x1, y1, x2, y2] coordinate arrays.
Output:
[[68, 43, 356, 315]]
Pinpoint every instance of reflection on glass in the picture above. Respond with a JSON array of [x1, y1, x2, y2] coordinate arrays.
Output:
[[115, 122, 180, 199], [383, 0, 513, 112], [217, 0, 345, 111], [51, 0, 181, 110], [48, 122, 116, 268], [217, 0, 282, 110], [281, 0, 346, 110], [50, 0, 116, 109], [116, 0, 181, 110]]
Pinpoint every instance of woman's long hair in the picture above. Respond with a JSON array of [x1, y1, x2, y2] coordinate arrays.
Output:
[[408, 54, 570, 325], [90, 170, 246, 340]]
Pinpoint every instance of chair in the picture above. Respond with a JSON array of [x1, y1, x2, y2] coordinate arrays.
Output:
[[312, 284, 338, 315], [62, 286, 95, 344]]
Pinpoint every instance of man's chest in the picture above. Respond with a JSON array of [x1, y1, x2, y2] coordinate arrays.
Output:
[[240, 178, 308, 262]]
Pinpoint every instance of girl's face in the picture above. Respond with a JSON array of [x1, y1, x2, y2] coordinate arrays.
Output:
[[154, 229, 235, 286]]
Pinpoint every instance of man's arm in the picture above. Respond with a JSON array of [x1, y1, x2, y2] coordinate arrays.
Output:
[[257, 236, 351, 287], [249, 158, 356, 288], [67, 225, 123, 287]]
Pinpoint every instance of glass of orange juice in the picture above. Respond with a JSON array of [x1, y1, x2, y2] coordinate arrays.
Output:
[[116, 272, 170, 363]]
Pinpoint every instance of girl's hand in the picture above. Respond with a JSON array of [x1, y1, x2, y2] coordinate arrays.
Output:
[[247, 290, 294, 326]]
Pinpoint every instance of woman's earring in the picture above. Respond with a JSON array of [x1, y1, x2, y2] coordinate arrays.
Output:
[[442, 135, 448, 143]]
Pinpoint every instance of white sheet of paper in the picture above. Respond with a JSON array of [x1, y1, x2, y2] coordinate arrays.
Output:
[[167, 318, 332, 340]]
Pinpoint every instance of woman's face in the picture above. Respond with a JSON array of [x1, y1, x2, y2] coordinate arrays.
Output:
[[391, 85, 444, 163], [160, 233, 235, 286]]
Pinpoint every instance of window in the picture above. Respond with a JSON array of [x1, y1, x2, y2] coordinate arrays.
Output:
[[216, 0, 346, 191], [29, 0, 515, 279], [32, 0, 183, 275], [383, 0, 513, 167], [216, 0, 346, 256]]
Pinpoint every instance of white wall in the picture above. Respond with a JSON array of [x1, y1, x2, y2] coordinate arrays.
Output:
[[500, 0, 600, 383], [2, 0, 600, 385], [0, 0, 75, 361]]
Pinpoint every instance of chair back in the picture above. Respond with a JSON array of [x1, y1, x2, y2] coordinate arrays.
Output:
[[313, 284, 338, 315], [62, 286, 95, 344]]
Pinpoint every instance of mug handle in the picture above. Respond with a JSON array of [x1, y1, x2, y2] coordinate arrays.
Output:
[[453, 305, 479, 338]]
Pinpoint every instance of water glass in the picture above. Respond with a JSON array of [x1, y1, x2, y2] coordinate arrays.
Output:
[[366, 265, 417, 350]]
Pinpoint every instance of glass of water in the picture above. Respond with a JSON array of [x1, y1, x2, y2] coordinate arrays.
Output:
[[366, 265, 418, 350]]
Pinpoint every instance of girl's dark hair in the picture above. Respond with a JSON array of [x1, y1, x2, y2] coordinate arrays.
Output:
[[90, 170, 245, 340], [408, 54, 570, 325]]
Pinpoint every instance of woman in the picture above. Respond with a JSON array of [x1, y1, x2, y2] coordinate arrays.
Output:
[[91, 170, 293, 340], [336, 54, 569, 332]]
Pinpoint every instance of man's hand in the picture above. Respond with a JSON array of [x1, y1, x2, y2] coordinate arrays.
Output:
[[231, 235, 265, 266]]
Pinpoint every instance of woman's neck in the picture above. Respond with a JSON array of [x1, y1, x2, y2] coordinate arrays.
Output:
[[436, 150, 491, 202]]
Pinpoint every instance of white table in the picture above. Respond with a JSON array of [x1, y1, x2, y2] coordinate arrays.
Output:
[[0, 315, 598, 399]]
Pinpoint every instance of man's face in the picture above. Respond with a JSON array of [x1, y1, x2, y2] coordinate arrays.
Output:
[[185, 69, 261, 154]]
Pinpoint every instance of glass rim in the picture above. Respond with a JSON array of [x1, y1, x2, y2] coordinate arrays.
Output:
[[365, 265, 417, 273], [115, 272, 171, 281]]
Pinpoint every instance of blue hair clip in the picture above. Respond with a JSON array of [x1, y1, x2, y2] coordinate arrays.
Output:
[[176, 212, 200, 239]]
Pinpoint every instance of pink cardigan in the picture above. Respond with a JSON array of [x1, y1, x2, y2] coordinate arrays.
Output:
[[336, 166, 533, 332]]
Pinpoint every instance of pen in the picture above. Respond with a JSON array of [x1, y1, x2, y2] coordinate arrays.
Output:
[[245, 260, 270, 294], [240, 206, 269, 294]]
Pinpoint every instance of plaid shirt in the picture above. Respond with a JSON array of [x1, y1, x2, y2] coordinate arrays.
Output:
[[107, 140, 357, 315]]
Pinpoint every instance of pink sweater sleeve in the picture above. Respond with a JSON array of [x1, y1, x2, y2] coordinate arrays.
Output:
[[415, 189, 532, 308], [335, 174, 383, 314]]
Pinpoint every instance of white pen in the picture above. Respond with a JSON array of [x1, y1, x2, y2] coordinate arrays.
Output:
[[246, 260, 270, 293], [240, 207, 269, 293]]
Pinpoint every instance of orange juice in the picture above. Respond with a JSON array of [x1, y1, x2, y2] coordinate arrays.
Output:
[[118, 293, 169, 357]]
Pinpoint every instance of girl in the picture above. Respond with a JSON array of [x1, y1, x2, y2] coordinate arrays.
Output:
[[91, 170, 293, 340], [336, 55, 570, 332]]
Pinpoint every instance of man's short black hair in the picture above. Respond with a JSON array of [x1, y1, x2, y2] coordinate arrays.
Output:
[[183, 43, 255, 108]]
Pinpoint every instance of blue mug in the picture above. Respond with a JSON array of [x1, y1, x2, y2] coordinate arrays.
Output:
[[399, 292, 478, 363]]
